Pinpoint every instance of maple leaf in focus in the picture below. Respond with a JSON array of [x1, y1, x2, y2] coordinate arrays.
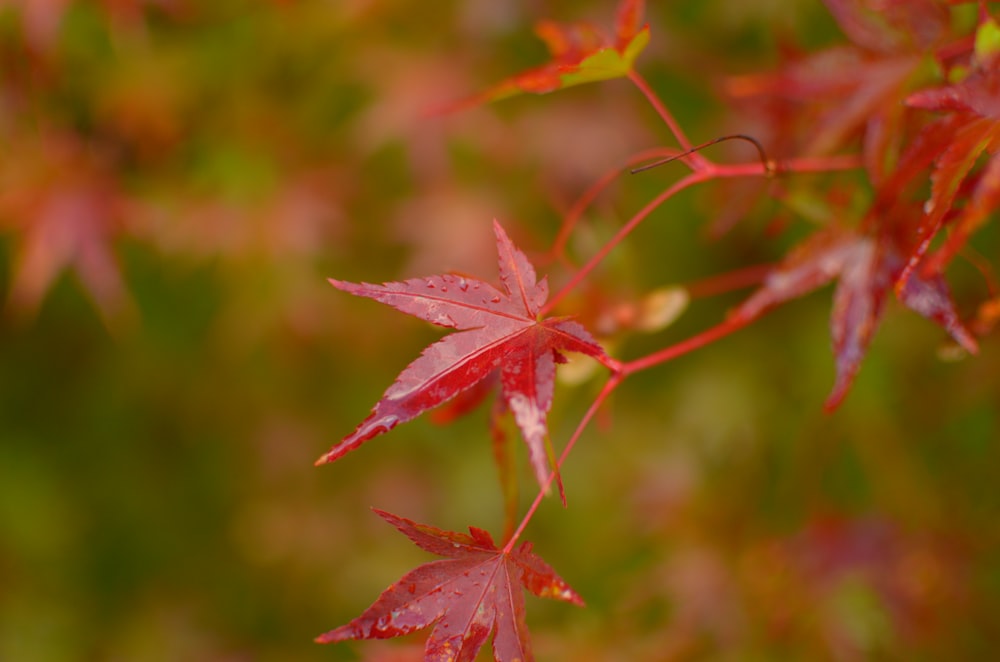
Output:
[[316, 509, 583, 662], [440, 0, 648, 112], [730, 221, 976, 410], [317, 220, 608, 489]]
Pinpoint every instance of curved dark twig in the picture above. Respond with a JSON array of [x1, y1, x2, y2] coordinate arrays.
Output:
[[630, 133, 774, 176]]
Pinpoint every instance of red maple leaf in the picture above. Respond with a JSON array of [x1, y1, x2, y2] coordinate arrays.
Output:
[[725, 0, 951, 176], [724, 6, 993, 373], [317, 220, 608, 488], [0, 132, 134, 328], [730, 222, 977, 410], [901, 52, 1000, 276], [439, 0, 649, 112], [316, 509, 583, 662], [822, 0, 949, 54]]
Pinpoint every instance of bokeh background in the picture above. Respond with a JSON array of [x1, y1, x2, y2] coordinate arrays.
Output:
[[1, 1, 998, 660]]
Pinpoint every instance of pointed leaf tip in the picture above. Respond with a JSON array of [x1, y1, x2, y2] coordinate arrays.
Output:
[[615, 0, 646, 49], [897, 270, 980, 355]]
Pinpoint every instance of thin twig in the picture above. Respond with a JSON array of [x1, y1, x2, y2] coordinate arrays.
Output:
[[631, 134, 774, 176]]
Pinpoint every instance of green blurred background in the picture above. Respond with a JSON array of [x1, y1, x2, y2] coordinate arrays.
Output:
[[1, 1, 998, 660]]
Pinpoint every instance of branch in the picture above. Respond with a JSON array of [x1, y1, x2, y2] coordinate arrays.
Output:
[[503, 372, 623, 553], [622, 314, 754, 376], [542, 170, 712, 316], [627, 69, 701, 159], [550, 146, 692, 264]]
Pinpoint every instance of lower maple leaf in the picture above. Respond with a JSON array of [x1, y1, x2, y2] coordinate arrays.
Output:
[[317, 509, 583, 662]]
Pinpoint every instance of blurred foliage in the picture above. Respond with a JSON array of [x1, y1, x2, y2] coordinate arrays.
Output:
[[0, 1, 998, 661]]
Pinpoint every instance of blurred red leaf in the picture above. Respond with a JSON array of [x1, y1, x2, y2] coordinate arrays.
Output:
[[907, 66, 1000, 119], [743, 515, 970, 652], [731, 223, 976, 409], [903, 64, 1000, 274], [318, 220, 608, 489], [822, 0, 949, 53], [725, 0, 954, 183], [0, 133, 133, 327], [929, 151, 1000, 269], [726, 47, 920, 164], [316, 509, 582, 662], [440, 0, 649, 112]]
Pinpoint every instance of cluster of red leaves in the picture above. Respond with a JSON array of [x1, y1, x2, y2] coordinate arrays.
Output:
[[319, 3, 650, 657], [902, 20, 1000, 274], [320, 1, 1000, 660], [727, 0, 995, 407]]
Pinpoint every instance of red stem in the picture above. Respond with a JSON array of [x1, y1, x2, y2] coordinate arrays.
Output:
[[542, 170, 711, 316], [502, 315, 759, 550], [550, 146, 691, 264], [627, 69, 700, 159], [541, 153, 862, 317], [622, 314, 753, 376], [503, 373, 623, 553], [517, 138, 862, 545]]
